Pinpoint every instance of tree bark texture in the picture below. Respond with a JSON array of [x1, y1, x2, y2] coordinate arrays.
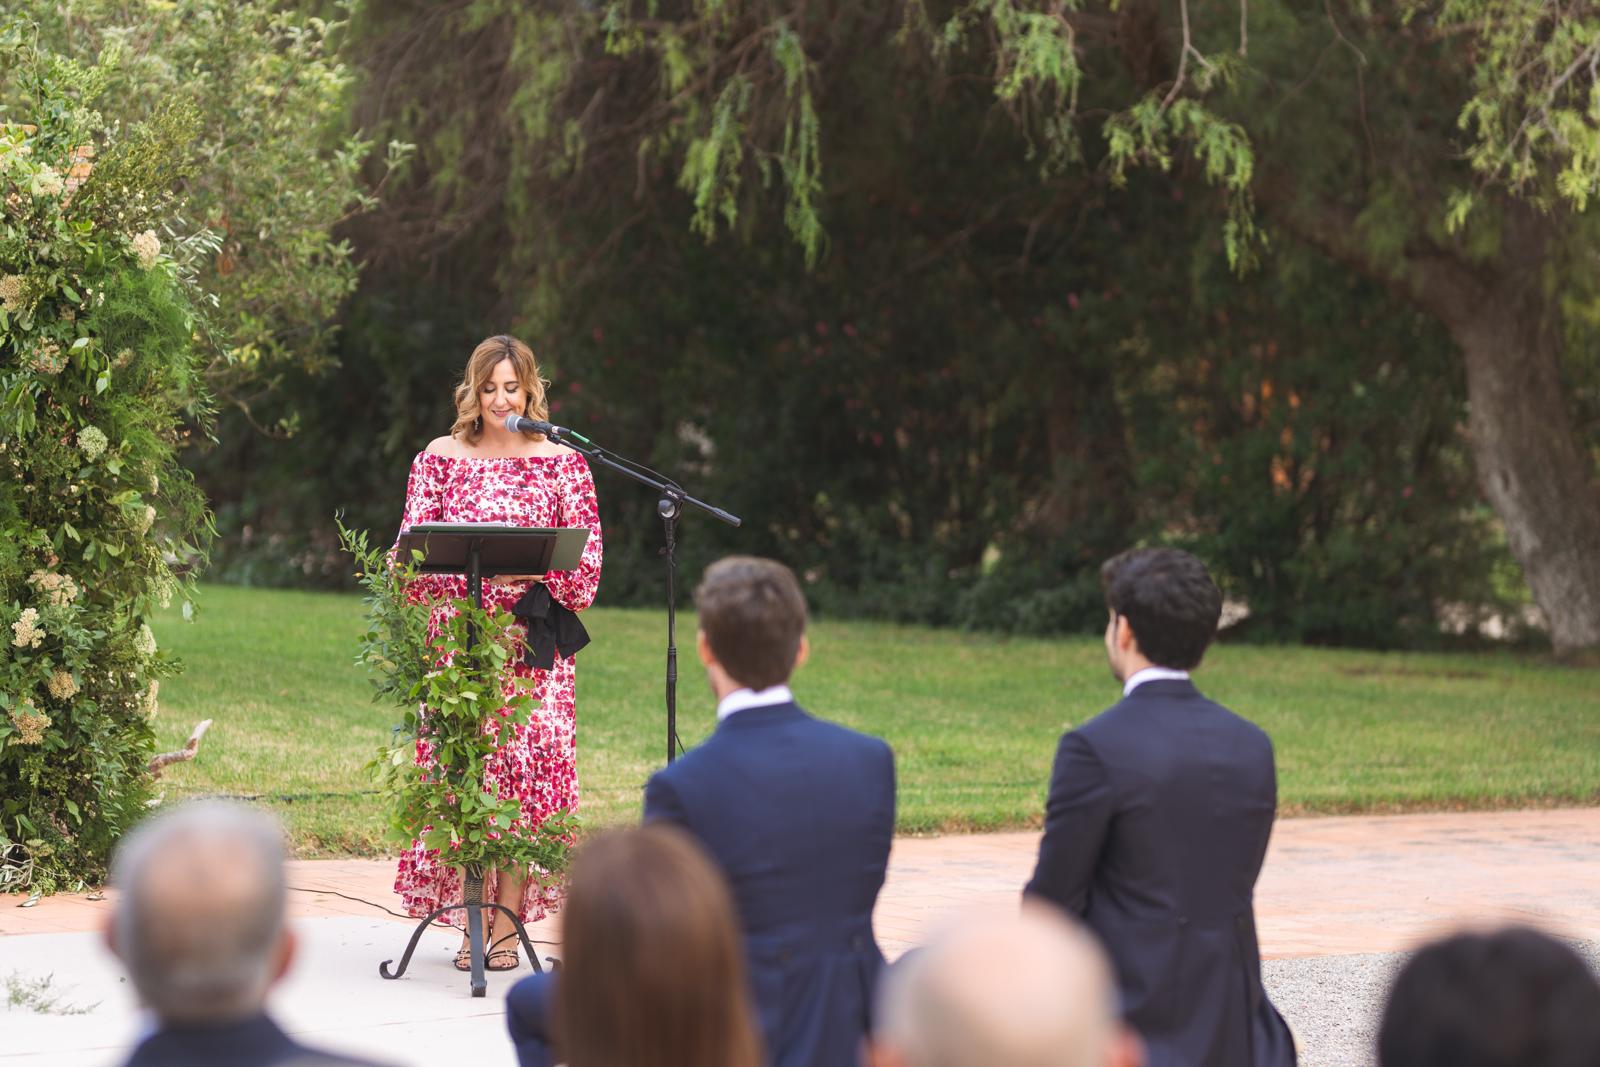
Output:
[[1449, 304, 1600, 656]]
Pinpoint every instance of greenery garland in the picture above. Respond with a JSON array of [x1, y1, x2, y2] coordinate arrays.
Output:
[[0, 25, 212, 892], [339, 521, 573, 883]]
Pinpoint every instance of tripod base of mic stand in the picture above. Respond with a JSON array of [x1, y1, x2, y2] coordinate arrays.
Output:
[[378, 866, 549, 996]]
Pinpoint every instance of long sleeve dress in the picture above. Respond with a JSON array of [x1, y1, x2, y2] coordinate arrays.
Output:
[[390, 450, 603, 928]]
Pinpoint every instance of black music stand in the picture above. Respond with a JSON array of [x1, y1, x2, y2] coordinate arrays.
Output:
[[377, 523, 589, 997]]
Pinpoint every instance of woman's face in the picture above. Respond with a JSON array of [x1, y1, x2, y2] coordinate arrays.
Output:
[[480, 358, 526, 428]]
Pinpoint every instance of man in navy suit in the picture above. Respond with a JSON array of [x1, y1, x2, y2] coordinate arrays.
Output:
[[507, 556, 895, 1067], [107, 801, 384, 1067], [1025, 548, 1296, 1067]]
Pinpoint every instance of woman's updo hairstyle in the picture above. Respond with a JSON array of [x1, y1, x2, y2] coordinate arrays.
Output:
[[451, 335, 549, 444]]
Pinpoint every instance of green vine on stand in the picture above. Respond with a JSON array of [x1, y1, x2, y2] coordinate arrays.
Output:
[[338, 520, 573, 882]]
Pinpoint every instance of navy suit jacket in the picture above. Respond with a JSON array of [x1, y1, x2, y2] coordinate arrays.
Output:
[[643, 701, 895, 1067], [507, 701, 895, 1067], [123, 1013, 385, 1067], [1025, 679, 1296, 1067]]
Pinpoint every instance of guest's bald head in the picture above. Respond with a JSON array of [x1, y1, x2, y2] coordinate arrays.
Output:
[[874, 905, 1141, 1067], [108, 801, 292, 1024]]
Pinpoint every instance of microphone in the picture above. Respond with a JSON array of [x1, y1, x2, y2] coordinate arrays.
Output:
[[505, 413, 572, 440]]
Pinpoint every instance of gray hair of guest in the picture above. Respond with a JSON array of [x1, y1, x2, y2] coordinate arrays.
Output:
[[110, 800, 289, 1023], [875, 905, 1125, 1067]]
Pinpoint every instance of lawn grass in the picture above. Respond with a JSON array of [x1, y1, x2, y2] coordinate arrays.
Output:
[[149, 585, 1600, 857]]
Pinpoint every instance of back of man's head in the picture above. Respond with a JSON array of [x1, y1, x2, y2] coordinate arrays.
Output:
[[1100, 548, 1221, 670], [695, 556, 808, 689], [109, 800, 290, 1025], [1378, 926, 1600, 1067], [873, 905, 1141, 1067]]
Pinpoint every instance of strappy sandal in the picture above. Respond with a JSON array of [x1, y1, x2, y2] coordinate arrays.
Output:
[[455, 913, 494, 971], [486, 931, 521, 971]]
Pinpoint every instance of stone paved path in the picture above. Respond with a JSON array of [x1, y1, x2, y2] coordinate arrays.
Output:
[[5, 808, 1599, 1066]]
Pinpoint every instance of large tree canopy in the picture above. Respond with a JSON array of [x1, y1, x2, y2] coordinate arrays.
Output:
[[206, 0, 1595, 654], [346, 0, 1598, 651]]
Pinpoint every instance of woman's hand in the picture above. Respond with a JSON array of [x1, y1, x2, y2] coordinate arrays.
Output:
[[488, 573, 545, 585]]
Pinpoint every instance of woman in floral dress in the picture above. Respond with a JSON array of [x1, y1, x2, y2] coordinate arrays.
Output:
[[391, 335, 603, 970]]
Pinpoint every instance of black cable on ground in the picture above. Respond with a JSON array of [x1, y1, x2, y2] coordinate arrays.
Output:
[[287, 885, 562, 945]]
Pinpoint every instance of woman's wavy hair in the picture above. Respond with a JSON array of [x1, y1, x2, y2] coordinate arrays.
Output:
[[450, 335, 549, 444]]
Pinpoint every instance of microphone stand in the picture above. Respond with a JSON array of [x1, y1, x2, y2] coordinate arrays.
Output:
[[545, 427, 740, 765]]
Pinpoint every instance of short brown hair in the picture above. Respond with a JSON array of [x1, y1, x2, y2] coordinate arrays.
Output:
[[450, 334, 549, 444], [555, 825, 763, 1067], [695, 556, 808, 689]]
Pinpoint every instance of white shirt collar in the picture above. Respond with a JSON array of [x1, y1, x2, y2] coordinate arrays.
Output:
[[1123, 667, 1190, 697], [716, 685, 794, 721]]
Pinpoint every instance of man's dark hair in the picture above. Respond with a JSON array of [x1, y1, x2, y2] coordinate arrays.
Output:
[[1378, 927, 1600, 1067], [1100, 548, 1222, 670], [695, 556, 808, 690]]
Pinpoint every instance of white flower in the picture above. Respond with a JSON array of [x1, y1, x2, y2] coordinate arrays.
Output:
[[27, 569, 79, 608], [47, 670, 78, 701], [142, 680, 159, 720], [130, 229, 161, 270], [32, 166, 64, 198], [136, 505, 156, 535], [77, 425, 108, 460], [134, 623, 157, 658], [11, 607, 44, 648], [0, 274, 23, 312], [9, 700, 49, 745], [29, 341, 64, 375], [148, 473, 159, 493]]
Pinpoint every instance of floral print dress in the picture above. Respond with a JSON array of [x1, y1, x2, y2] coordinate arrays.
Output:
[[390, 450, 603, 928]]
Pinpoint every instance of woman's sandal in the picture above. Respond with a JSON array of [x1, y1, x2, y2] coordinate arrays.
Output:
[[486, 930, 521, 971], [455, 914, 495, 971]]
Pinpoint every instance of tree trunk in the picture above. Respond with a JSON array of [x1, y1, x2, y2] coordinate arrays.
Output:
[[1262, 187, 1600, 656], [1449, 305, 1600, 657]]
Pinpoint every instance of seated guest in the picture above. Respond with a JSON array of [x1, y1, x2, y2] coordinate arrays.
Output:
[[870, 905, 1144, 1067], [647, 556, 896, 1067], [1378, 926, 1600, 1067], [504, 824, 762, 1067], [510, 556, 895, 1067], [106, 800, 385, 1067], [1025, 548, 1295, 1067]]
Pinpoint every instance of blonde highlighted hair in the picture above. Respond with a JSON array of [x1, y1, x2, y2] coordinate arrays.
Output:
[[451, 335, 550, 444]]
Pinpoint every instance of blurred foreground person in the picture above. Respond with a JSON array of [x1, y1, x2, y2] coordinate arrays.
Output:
[[1026, 548, 1295, 1067], [1377, 926, 1600, 1067], [107, 800, 385, 1067], [871, 905, 1143, 1067], [504, 824, 761, 1067]]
